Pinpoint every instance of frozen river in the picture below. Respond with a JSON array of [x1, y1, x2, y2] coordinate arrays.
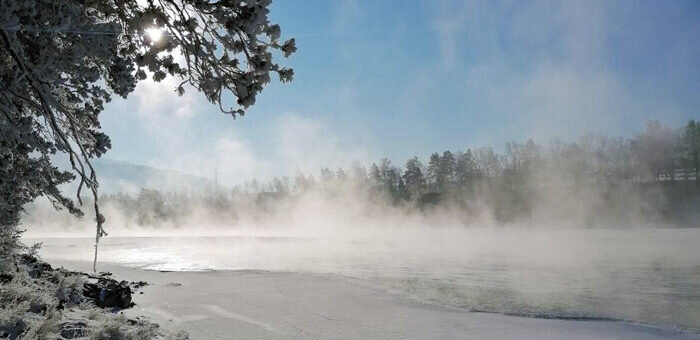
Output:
[[29, 227, 700, 332]]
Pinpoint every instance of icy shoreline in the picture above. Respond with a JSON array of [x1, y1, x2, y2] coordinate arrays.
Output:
[[0, 256, 186, 339], [49, 259, 700, 340]]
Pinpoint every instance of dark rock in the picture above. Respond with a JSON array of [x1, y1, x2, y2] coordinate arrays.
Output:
[[60, 321, 87, 339], [0, 317, 26, 340], [29, 299, 47, 314], [27, 263, 51, 279], [45, 271, 60, 284], [0, 273, 12, 283], [131, 280, 149, 288], [21, 255, 52, 279], [20, 254, 39, 264], [83, 278, 133, 309]]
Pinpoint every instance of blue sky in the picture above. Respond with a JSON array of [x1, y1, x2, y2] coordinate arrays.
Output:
[[100, 0, 700, 184]]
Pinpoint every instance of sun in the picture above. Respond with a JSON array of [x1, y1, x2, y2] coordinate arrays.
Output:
[[145, 27, 163, 42]]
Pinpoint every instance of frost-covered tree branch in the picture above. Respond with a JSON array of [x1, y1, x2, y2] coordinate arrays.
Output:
[[0, 0, 295, 270]]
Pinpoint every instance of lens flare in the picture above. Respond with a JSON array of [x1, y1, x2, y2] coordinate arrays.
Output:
[[145, 28, 163, 42]]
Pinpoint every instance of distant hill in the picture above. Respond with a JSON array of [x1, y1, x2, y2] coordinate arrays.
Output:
[[82, 158, 213, 194]]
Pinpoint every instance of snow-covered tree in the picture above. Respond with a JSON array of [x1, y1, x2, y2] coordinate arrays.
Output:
[[0, 0, 295, 268]]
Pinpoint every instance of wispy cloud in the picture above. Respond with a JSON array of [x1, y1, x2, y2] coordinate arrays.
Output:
[[425, 0, 669, 141], [430, 0, 471, 68]]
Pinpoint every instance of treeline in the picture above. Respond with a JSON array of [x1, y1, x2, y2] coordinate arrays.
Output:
[[96, 120, 699, 227], [347, 120, 699, 200]]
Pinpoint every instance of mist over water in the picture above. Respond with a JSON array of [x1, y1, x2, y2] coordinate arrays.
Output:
[[26, 213, 700, 331], [21, 124, 700, 332]]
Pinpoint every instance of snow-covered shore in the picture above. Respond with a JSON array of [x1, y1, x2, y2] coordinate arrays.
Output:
[[0, 256, 186, 339], [52, 260, 700, 340]]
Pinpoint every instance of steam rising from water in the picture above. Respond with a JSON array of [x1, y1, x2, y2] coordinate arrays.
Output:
[[23, 184, 700, 331], [32, 228, 700, 330]]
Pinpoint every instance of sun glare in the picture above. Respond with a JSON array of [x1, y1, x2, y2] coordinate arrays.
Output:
[[145, 27, 163, 42]]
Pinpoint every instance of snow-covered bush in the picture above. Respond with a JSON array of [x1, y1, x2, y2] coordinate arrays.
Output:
[[55, 275, 86, 307], [0, 272, 58, 339], [88, 314, 160, 340]]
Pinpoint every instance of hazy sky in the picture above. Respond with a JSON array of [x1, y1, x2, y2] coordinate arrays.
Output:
[[100, 0, 700, 185]]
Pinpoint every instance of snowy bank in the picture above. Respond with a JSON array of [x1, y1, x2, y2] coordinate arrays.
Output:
[[0, 256, 186, 339]]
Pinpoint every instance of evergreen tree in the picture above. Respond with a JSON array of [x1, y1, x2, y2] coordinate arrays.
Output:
[[397, 175, 409, 201], [427, 153, 441, 192], [386, 165, 403, 200], [456, 149, 479, 194], [336, 168, 349, 183], [439, 151, 456, 192], [378, 158, 394, 195], [351, 161, 368, 185], [369, 163, 382, 190], [682, 120, 700, 183], [403, 157, 426, 198], [320, 167, 335, 185]]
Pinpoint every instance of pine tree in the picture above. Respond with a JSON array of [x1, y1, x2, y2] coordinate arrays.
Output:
[[369, 163, 382, 190], [456, 149, 478, 194], [403, 157, 426, 198], [336, 168, 349, 183], [351, 161, 368, 185], [320, 167, 335, 185], [682, 120, 700, 184], [378, 158, 394, 196], [427, 153, 441, 192], [439, 151, 456, 192]]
